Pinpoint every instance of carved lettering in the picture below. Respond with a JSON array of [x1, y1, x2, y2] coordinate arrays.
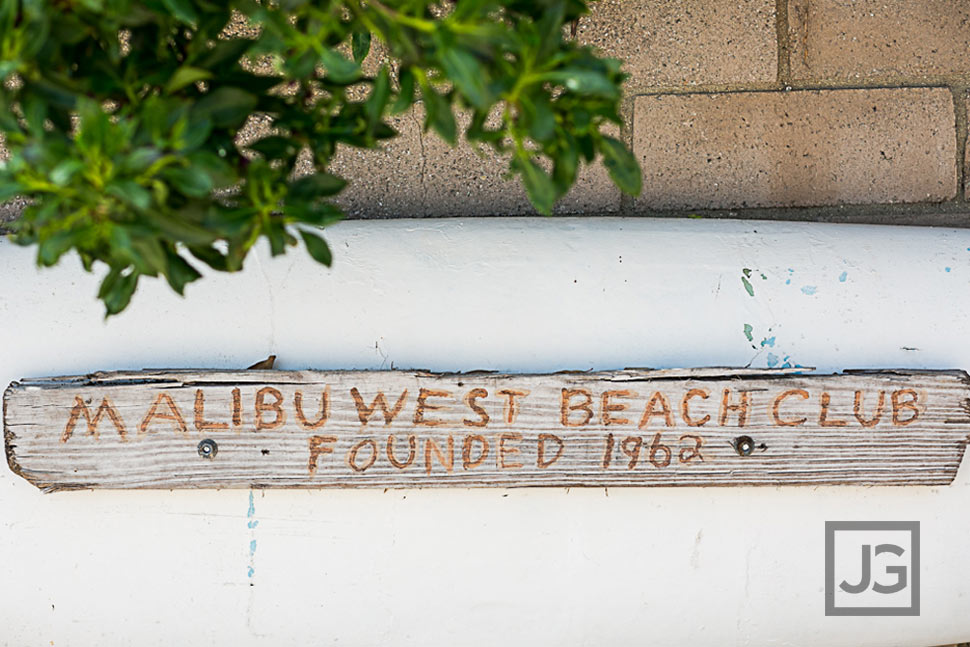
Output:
[[462, 388, 489, 428], [348, 438, 378, 473], [537, 434, 565, 468], [308, 435, 338, 475], [718, 389, 751, 427], [194, 389, 228, 432], [294, 388, 330, 430], [462, 434, 489, 469], [638, 391, 674, 429], [255, 387, 285, 430], [425, 435, 454, 473], [561, 388, 593, 427], [386, 434, 417, 469], [350, 388, 408, 426], [772, 389, 808, 426], [892, 389, 923, 426], [140, 393, 187, 435], [819, 392, 847, 427], [498, 389, 529, 424], [498, 432, 523, 469], [681, 389, 710, 427], [601, 389, 635, 426], [854, 390, 885, 428], [63, 396, 127, 442], [414, 388, 451, 427]]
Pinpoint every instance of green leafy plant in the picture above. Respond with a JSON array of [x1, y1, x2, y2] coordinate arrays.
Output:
[[0, 0, 641, 315]]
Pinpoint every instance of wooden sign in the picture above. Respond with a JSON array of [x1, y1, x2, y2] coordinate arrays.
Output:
[[4, 368, 969, 491]]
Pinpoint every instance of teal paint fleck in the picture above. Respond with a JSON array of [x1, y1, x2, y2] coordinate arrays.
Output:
[[247, 491, 257, 528], [766, 352, 779, 367], [838, 271, 847, 282], [741, 276, 754, 296], [247, 490, 257, 580], [801, 285, 817, 295], [743, 323, 754, 342], [785, 279, 791, 285], [760, 336, 776, 348], [945, 267, 951, 273], [780, 355, 792, 368]]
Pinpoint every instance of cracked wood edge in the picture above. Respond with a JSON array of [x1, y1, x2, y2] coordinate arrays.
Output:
[[4, 368, 970, 491]]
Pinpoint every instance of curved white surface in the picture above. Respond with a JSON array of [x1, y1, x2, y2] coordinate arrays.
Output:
[[1, 217, 969, 646]]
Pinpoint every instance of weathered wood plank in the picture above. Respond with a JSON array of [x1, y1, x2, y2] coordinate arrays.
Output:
[[4, 368, 969, 491]]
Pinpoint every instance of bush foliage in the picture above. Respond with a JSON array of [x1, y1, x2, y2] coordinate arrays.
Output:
[[0, 0, 640, 314]]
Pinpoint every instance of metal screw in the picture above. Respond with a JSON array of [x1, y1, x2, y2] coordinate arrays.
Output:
[[733, 435, 755, 457], [198, 438, 218, 459]]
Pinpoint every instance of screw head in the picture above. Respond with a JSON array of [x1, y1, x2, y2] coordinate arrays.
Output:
[[733, 435, 755, 457], [198, 438, 218, 459]]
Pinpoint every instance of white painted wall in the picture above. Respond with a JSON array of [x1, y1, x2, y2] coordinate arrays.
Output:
[[1, 217, 969, 646]]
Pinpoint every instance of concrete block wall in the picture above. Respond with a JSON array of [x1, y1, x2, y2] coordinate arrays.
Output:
[[6, 1, 970, 226], [334, 0, 970, 225]]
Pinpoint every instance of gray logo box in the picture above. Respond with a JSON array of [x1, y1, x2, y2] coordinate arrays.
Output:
[[825, 521, 919, 616]]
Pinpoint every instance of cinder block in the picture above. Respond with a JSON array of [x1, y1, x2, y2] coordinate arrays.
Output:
[[576, 0, 777, 90], [633, 88, 957, 210], [789, 0, 970, 80], [329, 106, 620, 217]]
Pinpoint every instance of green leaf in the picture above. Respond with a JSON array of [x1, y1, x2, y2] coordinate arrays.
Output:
[[318, 49, 360, 84], [122, 148, 163, 174], [163, 165, 213, 198], [100, 269, 139, 316], [537, 69, 618, 98], [522, 94, 555, 143], [0, 61, 19, 82], [106, 180, 153, 210], [289, 173, 347, 201], [75, 99, 111, 154], [188, 245, 230, 272], [279, 49, 313, 77], [49, 160, 85, 186], [421, 85, 456, 145], [164, 249, 202, 295], [287, 203, 344, 227], [131, 238, 169, 276], [392, 68, 415, 115], [0, 178, 23, 202], [247, 136, 297, 160], [165, 66, 212, 93], [513, 155, 556, 216], [196, 39, 252, 70], [160, 0, 199, 24], [352, 30, 371, 64], [179, 118, 212, 151], [192, 87, 257, 128], [438, 48, 490, 110], [186, 151, 236, 188], [37, 230, 78, 267], [599, 136, 642, 196], [300, 229, 332, 267], [365, 67, 392, 129], [552, 142, 578, 195]]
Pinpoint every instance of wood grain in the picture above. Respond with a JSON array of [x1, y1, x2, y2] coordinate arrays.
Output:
[[4, 368, 969, 491]]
